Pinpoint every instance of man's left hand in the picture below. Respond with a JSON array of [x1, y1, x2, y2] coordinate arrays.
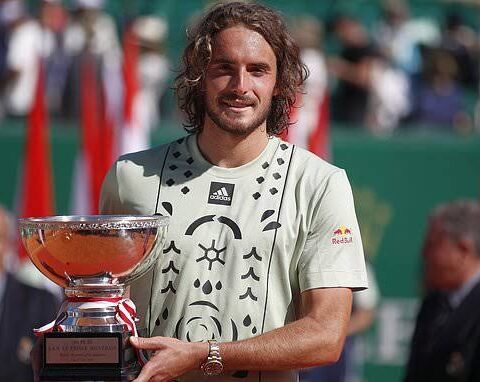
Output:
[[130, 336, 208, 382]]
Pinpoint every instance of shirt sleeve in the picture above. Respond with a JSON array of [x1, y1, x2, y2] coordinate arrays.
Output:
[[298, 169, 368, 292], [354, 262, 380, 309]]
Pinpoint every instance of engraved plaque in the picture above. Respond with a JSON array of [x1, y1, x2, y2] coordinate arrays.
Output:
[[45, 335, 120, 365]]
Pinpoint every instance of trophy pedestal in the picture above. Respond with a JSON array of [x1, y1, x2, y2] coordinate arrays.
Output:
[[39, 286, 145, 381], [41, 332, 139, 381]]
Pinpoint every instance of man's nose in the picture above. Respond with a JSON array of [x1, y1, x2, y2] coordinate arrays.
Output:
[[230, 69, 249, 95]]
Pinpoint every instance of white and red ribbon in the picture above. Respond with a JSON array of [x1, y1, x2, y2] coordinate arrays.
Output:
[[33, 296, 148, 365]]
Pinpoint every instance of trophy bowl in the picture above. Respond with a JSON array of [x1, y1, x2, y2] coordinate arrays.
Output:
[[18, 215, 169, 381]]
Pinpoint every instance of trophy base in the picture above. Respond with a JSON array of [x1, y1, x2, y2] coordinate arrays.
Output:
[[40, 332, 140, 381]]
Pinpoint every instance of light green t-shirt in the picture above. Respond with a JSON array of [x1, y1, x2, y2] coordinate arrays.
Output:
[[100, 134, 368, 382]]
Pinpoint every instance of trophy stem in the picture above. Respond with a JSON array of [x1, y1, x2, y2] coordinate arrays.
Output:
[[65, 285, 126, 299]]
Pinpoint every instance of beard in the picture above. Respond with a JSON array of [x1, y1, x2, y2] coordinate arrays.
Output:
[[205, 93, 272, 136]]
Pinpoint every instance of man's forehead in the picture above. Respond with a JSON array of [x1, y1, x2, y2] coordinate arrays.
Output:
[[211, 25, 274, 55]]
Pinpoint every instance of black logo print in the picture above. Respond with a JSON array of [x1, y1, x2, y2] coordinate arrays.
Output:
[[196, 239, 227, 270], [208, 182, 235, 206]]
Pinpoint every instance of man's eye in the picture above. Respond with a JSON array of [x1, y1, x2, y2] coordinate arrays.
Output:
[[217, 65, 232, 72], [250, 67, 267, 76]]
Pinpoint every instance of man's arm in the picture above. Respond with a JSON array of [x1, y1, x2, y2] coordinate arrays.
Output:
[[131, 287, 352, 382]]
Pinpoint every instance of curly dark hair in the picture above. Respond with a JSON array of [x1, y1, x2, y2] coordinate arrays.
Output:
[[174, 1, 308, 136]]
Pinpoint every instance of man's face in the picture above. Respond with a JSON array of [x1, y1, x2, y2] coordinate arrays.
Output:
[[422, 222, 464, 290], [203, 25, 277, 136]]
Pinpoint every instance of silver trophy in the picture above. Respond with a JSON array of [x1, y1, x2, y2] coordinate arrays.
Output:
[[19, 215, 169, 381]]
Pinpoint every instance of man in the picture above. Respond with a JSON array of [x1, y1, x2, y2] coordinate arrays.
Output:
[[405, 200, 480, 381], [0, 205, 58, 381], [0, 0, 43, 117], [100, 3, 368, 381]]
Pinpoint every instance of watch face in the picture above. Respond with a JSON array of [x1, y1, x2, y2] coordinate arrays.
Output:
[[203, 360, 224, 376]]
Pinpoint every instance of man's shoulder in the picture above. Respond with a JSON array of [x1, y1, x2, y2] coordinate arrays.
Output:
[[287, 141, 344, 183], [116, 136, 189, 171], [118, 142, 173, 165]]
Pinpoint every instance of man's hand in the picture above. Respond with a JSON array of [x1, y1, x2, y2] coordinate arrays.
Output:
[[130, 336, 208, 382]]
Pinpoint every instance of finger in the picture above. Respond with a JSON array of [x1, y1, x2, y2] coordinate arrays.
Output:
[[130, 336, 165, 350], [131, 361, 153, 382]]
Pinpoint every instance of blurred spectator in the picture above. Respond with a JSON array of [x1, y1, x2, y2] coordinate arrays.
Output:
[[441, 12, 479, 91], [0, 3, 8, 90], [366, 52, 410, 133], [64, 0, 120, 63], [39, 0, 70, 115], [329, 15, 409, 133], [118, 15, 170, 155], [375, 0, 441, 76], [132, 16, 169, 131], [405, 200, 480, 381], [329, 15, 373, 125], [0, 0, 42, 118], [61, 0, 122, 119], [301, 262, 380, 382], [409, 47, 469, 131], [0, 205, 58, 382]]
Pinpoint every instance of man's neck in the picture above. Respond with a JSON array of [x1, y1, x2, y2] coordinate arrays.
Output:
[[197, 125, 269, 168]]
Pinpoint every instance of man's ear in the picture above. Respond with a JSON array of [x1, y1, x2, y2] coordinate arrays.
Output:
[[272, 84, 280, 97], [457, 236, 476, 259]]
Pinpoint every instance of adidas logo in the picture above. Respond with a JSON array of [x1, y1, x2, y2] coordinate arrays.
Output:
[[210, 187, 230, 201], [208, 182, 235, 206]]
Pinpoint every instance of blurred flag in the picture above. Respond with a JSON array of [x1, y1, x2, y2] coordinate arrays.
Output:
[[285, 91, 330, 161], [17, 63, 54, 259], [308, 92, 330, 160], [71, 54, 116, 215]]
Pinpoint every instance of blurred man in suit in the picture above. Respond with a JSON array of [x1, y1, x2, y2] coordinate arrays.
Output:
[[0, 205, 58, 381], [405, 200, 480, 381]]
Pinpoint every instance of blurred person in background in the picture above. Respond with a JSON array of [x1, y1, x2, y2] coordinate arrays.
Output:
[[61, 0, 121, 119], [133, 16, 169, 130], [39, 0, 70, 116], [0, 0, 42, 118], [408, 47, 470, 132], [0, 205, 58, 382], [328, 15, 374, 126], [440, 12, 479, 92], [374, 0, 441, 77], [63, 0, 120, 66], [405, 200, 480, 382], [120, 15, 170, 153], [329, 15, 409, 133], [0, 2, 8, 100]]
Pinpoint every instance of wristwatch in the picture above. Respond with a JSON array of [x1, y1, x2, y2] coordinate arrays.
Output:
[[201, 339, 224, 376]]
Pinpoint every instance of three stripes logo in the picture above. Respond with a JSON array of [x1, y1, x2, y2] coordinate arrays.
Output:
[[208, 182, 235, 206]]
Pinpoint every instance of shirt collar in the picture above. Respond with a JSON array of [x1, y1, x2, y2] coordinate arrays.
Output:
[[448, 269, 480, 309]]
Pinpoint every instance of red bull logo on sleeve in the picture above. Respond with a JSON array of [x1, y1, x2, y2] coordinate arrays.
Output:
[[331, 225, 353, 244]]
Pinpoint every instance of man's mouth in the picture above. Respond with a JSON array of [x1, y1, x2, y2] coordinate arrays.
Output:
[[220, 96, 255, 110]]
